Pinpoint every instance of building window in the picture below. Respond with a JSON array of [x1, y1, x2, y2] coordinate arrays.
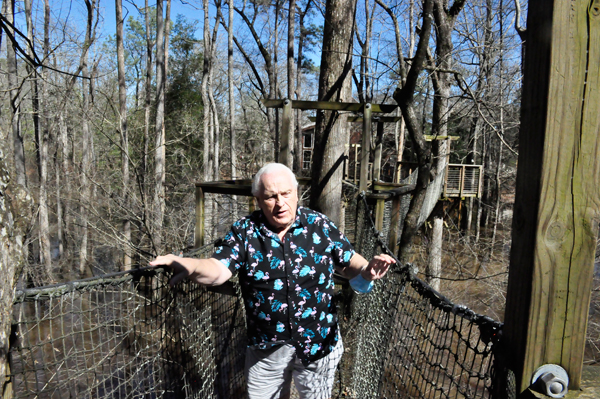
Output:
[[302, 150, 312, 170]]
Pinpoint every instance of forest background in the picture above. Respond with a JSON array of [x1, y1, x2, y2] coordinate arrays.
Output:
[[1, 0, 599, 364]]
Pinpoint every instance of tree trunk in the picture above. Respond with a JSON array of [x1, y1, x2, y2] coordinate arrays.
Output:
[[427, 206, 443, 291], [286, 0, 296, 169], [142, 0, 153, 250], [153, 0, 166, 255], [116, 0, 131, 270], [425, 0, 465, 286], [0, 146, 32, 399], [393, 0, 434, 263], [294, 1, 313, 175], [78, 0, 97, 276], [309, 0, 358, 225], [6, 0, 26, 188], [227, 0, 238, 220]]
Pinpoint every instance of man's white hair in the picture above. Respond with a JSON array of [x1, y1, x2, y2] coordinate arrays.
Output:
[[252, 163, 298, 196]]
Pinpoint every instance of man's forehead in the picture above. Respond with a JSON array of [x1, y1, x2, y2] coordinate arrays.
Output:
[[260, 172, 296, 193]]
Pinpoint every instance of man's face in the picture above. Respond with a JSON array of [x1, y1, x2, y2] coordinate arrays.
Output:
[[256, 170, 298, 234]]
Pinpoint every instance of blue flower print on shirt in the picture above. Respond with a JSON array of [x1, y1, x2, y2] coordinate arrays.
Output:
[[276, 322, 285, 333], [319, 311, 326, 321], [310, 344, 320, 355], [313, 253, 324, 264], [254, 270, 264, 281], [343, 250, 353, 263], [272, 300, 282, 312], [270, 256, 282, 269], [258, 312, 267, 320], [271, 239, 280, 247], [301, 308, 313, 319], [299, 265, 311, 277], [299, 289, 311, 299], [312, 232, 321, 244], [273, 279, 284, 290], [326, 314, 333, 323], [319, 273, 326, 284], [293, 246, 307, 257]]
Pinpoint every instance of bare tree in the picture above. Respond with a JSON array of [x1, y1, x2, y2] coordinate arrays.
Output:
[[153, 0, 167, 254], [116, 0, 131, 270], [228, 0, 238, 220], [6, 0, 26, 188], [0, 147, 32, 399], [78, 0, 98, 275], [424, 0, 466, 289], [309, 0, 358, 225]]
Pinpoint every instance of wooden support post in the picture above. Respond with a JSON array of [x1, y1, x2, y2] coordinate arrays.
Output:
[[373, 122, 384, 182], [359, 103, 372, 192], [195, 186, 205, 248], [281, 99, 292, 168], [503, 0, 600, 394], [375, 198, 385, 232], [388, 196, 401, 255]]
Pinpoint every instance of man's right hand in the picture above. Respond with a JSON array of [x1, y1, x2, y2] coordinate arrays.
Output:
[[149, 256, 232, 286]]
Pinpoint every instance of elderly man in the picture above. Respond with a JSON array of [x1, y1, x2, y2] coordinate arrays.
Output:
[[151, 163, 393, 399]]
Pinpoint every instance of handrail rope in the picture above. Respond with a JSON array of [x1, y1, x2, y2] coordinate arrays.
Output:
[[14, 241, 217, 301], [357, 191, 503, 341]]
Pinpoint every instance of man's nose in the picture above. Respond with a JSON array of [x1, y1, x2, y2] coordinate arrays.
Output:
[[275, 194, 283, 204]]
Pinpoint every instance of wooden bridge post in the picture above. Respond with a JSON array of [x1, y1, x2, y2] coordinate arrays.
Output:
[[359, 103, 372, 192], [503, 0, 600, 394], [280, 99, 293, 168], [373, 122, 384, 182], [195, 186, 205, 248]]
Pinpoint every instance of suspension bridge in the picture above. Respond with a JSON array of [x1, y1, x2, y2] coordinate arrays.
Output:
[[6, 196, 506, 399]]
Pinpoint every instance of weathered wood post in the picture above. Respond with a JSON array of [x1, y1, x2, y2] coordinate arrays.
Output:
[[359, 103, 372, 193], [280, 99, 293, 168], [502, 0, 600, 394], [195, 186, 205, 248], [373, 122, 384, 182]]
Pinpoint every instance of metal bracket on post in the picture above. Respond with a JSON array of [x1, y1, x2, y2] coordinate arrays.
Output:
[[531, 364, 569, 398]]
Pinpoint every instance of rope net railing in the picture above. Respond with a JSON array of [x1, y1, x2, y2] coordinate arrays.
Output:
[[8, 196, 508, 399]]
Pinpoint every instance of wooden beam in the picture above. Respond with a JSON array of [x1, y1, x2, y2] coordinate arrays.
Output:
[[195, 186, 205, 248], [373, 122, 384, 181], [503, 0, 600, 393], [261, 98, 398, 114], [280, 99, 292, 167], [359, 104, 372, 192], [423, 135, 460, 141], [308, 116, 402, 123]]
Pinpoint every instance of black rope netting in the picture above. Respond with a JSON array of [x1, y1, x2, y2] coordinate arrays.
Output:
[[7, 194, 511, 398]]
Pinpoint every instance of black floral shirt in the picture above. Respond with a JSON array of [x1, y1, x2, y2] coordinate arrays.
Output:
[[211, 206, 355, 364]]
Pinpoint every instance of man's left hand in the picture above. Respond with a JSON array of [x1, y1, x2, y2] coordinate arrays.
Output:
[[361, 254, 395, 281]]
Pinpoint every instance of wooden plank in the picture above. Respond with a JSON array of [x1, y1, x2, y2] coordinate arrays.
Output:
[[375, 198, 385, 232], [503, 0, 600, 393], [195, 186, 205, 248], [280, 99, 292, 167], [359, 104, 372, 192], [423, 135, 460, 141], [373, 122, 384, 181], [388, 196, 401, 255], [261, 98, 398, 113], [308, 116, 402, 122]]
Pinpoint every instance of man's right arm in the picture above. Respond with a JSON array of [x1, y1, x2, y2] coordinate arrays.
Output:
[[150, 255, 233, 286]]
